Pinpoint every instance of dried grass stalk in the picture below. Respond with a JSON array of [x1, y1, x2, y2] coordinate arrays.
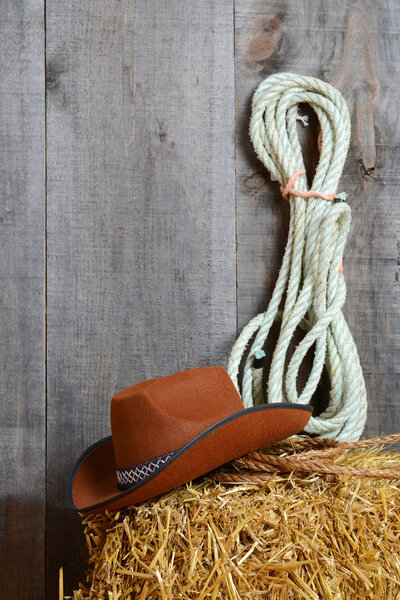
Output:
[[70, 436, 400, 599]]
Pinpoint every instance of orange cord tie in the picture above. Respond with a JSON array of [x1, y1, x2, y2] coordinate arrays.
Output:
[[280, 169, 344, 273], [280, 169, 336, 202]]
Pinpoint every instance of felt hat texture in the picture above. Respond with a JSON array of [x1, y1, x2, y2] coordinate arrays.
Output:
[[68, 366, 312, 513]]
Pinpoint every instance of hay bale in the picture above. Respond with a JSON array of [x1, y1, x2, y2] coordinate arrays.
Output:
[[71, 442, 400, 599]]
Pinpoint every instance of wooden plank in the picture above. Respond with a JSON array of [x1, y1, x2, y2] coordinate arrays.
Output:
[[234, 0, 400, 437], [0, 1, 45, 599], [45, 1, 235, 596]]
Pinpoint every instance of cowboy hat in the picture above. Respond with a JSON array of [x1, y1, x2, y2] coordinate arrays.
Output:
[[68, 366, 312, 513]]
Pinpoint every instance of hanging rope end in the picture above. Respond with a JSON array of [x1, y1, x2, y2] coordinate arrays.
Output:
[[253, 349, 266, 369]]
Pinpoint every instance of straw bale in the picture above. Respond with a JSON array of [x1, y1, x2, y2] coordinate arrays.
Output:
[[69, 442, 400, 599]]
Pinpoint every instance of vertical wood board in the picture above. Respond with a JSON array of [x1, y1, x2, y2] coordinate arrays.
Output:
[[234, 0, 400, 436], [45, 1, 235, 595], [0, 1, 45, 599]]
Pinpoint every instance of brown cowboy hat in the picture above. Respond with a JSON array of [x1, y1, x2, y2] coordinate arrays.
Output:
[[68, 366, 312, 513]]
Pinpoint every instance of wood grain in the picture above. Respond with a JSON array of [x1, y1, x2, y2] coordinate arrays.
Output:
[[45, 1, 235, 595], [1, 1, 400, 596], [0, 1, 45, 599], [234, 0, 400, 436]]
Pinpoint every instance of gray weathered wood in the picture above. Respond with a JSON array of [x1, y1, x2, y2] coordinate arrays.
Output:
[[1, 1, 400, 596], [234, 0, 400, 436], [45, 1, 235, 595], [0, 1, 45, 598]]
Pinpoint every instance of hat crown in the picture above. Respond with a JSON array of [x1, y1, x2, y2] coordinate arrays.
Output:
[[111, 366, 244, 469]]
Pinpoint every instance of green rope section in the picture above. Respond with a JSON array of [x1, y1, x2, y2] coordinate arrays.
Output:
[[228, 73, 367, 441]]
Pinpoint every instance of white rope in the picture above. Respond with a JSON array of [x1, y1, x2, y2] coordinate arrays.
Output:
[[228, 73, 367, 441]]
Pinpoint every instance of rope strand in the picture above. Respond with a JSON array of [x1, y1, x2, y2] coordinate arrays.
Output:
[[213, 434, 400, 483], [228, 73, 367, 441], [280, 168, 336, 202]]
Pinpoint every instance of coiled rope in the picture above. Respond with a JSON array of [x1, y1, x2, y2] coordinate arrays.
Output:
[[228, 73, 367, 441]]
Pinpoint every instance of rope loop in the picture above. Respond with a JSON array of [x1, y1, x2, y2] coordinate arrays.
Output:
[[228, 73, 367, 441]]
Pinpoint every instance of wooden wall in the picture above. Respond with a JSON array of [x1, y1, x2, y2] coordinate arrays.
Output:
[[0, 1, 399, 597], [0, 1, 46, 598]]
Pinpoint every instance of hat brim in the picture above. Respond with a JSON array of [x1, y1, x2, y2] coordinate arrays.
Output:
[[68, 403, 312, 513]]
